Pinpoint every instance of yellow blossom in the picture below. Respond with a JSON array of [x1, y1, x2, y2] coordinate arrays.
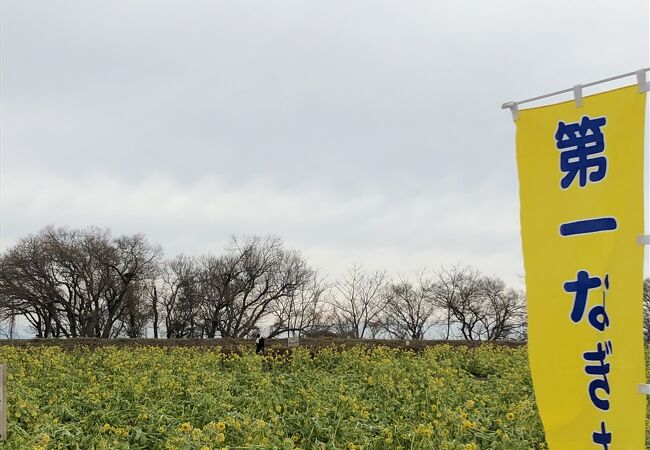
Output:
[[462, 419, 477, 429], [416, 423, 434, 438]]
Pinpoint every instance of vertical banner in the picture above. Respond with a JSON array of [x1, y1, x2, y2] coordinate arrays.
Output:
[[515, 85, 646, 449]]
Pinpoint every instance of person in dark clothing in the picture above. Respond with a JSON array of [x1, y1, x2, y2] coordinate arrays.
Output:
[[255, 333, 265, 354]]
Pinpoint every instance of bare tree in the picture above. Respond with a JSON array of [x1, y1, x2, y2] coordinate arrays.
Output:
[[432, 265, 483, 340], [367, 319, 385, 339], [0, 226, 162, 338], [330, 265, 388, 339], [115, 282, 151, 338], [0, 234, 60, 337], [475, 277, 526, 340], [200, 236, 312, 338], [93, 232, 162, 338], [268, 271, 329, 338], [0, 309, 16, 339], [383, 270, 438, 340], [146, 280, 162, 339], [196, 251, 245, 339], [432, 265, 525, 341], [158, 255, 202, 338]]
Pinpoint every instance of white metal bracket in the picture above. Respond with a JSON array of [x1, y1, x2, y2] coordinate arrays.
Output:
[[573, 85, 583, 107], [503, 101, 519, 120], [636, 69, 650, 93], [636, 235, 650, 245], [638, 384, 650, 395]]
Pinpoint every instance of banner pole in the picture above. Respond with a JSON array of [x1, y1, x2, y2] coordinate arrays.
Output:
[[501, 68, 650, 114]]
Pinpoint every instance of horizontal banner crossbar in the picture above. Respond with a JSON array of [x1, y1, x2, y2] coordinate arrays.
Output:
[[501, 68, 650, 110]]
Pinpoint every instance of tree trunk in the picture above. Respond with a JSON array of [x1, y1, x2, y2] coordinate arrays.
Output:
[[152, 287, 159, 339]]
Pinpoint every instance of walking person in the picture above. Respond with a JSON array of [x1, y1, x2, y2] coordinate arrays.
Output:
[[255, 333, 265, 354]]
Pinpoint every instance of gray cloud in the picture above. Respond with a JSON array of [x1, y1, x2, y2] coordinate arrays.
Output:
[[1, 0, 648, 285]]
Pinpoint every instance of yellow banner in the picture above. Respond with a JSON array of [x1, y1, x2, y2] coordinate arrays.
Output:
[[515, 85, 646, 449]]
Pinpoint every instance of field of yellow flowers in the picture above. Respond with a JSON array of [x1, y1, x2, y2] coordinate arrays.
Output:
[[0, 344, 549, 449]]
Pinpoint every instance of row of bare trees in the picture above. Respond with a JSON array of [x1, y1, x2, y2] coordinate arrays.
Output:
[[0, 226, 527, 340], [328, 265, 526, 340]]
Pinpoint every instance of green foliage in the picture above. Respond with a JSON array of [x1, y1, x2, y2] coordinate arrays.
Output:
[[0, 344, 550, 449]]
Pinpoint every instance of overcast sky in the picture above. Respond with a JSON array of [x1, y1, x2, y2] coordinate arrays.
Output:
[[1, 0, 648, 286]]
